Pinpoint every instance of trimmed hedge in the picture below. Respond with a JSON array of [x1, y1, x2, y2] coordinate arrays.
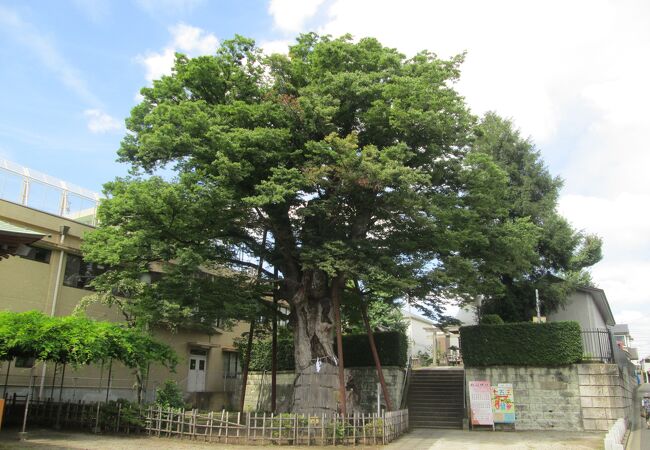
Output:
[[460, 321, 583, 367], [243, 331, 408, 370], [339, 331, 408, 368]]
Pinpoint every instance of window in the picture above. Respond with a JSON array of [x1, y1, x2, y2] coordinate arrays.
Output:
[[223, 351, 241, 378], [63, 253, 106, 289], [19, 245, 51, 264]]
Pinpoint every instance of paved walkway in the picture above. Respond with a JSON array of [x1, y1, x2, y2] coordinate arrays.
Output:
[[627, 383, 650, 450], [0, 427, 604, 449]]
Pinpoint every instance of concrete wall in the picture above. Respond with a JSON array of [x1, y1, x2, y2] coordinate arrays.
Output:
[[465, 363, 637, 431], [238, 367, 405, 413]]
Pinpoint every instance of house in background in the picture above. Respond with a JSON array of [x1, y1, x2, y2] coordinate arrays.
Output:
[[401, 306, 436, 365], [547, 286, 615, 330], [0, 159, 246, 410]]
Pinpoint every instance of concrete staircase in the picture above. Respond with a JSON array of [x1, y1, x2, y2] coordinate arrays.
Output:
[[406, 368, 465, 429]]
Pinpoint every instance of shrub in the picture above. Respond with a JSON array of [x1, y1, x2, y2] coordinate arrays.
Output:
[[339, 331, 408, 367], [155, 380, 185, 408], [480, 314, 504, 325], [460, 321, 583, 367], [415, 350, 433, 366]]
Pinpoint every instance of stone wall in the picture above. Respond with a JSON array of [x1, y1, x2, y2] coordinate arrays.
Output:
[[578, 363, 635, 430], [346, 367, 405, 413], [465, 363, 636, 431], [236, 367, 405, 413], [465, 366, 582, 430]]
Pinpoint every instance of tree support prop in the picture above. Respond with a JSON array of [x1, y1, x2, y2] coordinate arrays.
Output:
[[358, 289, 392, 411], [331, 276, 346, 416]]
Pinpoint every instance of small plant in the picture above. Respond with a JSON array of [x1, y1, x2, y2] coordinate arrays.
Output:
[[363, 417, 384, 438], [481, 314, 504, 325], [155, 380, 185, 409], [415, 350, 433, 366]]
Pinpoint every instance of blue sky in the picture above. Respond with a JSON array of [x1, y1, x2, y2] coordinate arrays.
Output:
[[1, 0, 650, 357]]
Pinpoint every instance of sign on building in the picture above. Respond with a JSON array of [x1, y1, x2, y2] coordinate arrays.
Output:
[[492, 383, 515, 424], [468, 381, 494, 427]]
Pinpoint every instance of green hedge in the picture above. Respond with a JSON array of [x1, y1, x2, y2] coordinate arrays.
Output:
[[246, 336, 295, 372], [243, 331, 407, 370], [460, 321, 583, 367], [339, 331, 408, 368]]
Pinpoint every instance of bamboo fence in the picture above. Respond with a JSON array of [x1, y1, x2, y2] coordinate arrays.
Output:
[[144, 407, 409, 446], [2, 395, 144, 434]]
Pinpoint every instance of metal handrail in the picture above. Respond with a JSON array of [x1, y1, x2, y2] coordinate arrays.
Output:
[[399, 357, 413, 410]]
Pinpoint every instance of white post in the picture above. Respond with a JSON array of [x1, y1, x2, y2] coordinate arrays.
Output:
[[535, 289, 541, 322], [377, 382, 381, 416]]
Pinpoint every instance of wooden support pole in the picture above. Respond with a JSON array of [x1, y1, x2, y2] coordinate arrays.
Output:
[[105, 359, 113, 403], [359, 293, 393, 411], [239, 228, 267, 412], [331, 276, 346, 416], [2, 359, 10, 398], [50, 362, 58, 400], [271, 267, 278, 412]]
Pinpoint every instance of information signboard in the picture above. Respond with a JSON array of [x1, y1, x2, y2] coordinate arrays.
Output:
[[492, 383, 515, 424], [469, 380, 494, 426]]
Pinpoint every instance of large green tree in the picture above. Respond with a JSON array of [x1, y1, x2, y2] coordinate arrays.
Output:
[[473, 113, 602, 321], [84, 34, 540, 413]]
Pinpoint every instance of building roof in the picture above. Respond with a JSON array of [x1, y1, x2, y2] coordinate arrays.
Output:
[[0, 219, 45, 258], [401, 307, 436, 325], [577, 286, 616, 326], [611, 324, 630, 335]]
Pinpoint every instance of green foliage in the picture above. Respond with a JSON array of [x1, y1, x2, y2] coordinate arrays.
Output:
[[480, 314, 504, 325], [0, 311, 176, 369], [99, 400, 145, 430], [460, 321, 583, 367], [473, 113, 603, 321], [155, 380, 185, 409], [83, 32, 550, 336], [342, 300, 408, 335], [415, 350, 433, 366], [234, 328, 295, 372], [340, 331, 408, 368]]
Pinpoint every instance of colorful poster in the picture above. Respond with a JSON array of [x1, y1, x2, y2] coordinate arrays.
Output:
[[492, 383, 515, 423], [469, 381, 494, 426]]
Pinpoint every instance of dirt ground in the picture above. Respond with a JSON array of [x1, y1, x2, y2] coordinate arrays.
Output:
[[0, 427, 605, 450]]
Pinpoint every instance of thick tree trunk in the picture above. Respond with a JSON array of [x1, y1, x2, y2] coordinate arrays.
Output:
[[290, 270, 340, 414]]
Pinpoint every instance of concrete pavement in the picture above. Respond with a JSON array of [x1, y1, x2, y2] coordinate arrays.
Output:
[[627, 383, 650, 450], [385, 428, 603, 449]]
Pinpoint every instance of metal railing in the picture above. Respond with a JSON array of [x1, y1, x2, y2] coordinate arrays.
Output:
[[0, 159, 100, 225], [581, 329, 615, 363]]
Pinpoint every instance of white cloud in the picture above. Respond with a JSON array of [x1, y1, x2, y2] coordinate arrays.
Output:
[[84, 109, 122, 133], [136, 23, 218, 83], [0, 5, 100, 106], [259, 39, 292, 55], [268, 0, 324, 33]]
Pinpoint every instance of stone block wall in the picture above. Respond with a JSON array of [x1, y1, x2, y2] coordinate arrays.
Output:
[[465, 366, 582, 430], [465, 363, 637, 431], [236, 367, 405, 413], [578, 363, 635, 430], [346, 366, 405, 413]]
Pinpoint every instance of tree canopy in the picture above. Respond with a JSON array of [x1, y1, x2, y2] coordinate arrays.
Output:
[[82, 33, 600, 411], [473, 113, 602, 321]]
